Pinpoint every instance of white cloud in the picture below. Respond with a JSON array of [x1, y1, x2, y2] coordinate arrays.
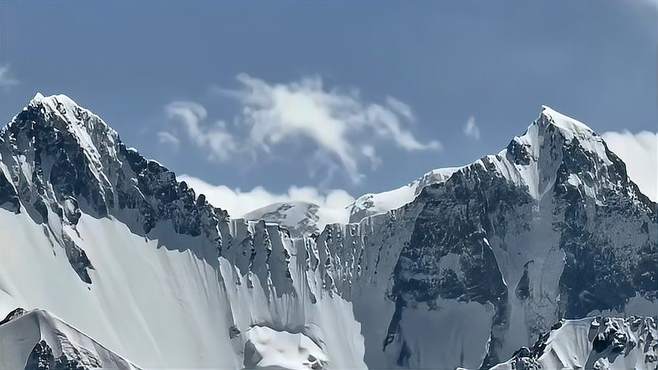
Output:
[[603, 130, 657, 202], [168, 74, 440, 183], [361, 144, 381, 170], [157, 131, 180, 147], [463, 116, 480, 140], [0, 65, 18, 90], [178, 175, 355, 227], [164, 101, 237, 161]]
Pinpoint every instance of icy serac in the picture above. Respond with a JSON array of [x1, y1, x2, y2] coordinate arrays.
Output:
[[0, 94, 655, 370]]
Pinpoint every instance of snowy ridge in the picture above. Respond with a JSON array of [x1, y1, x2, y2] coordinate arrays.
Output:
[[491, 316, 658, 369], [0, 94, 655, 369], [0, 309, 139, 369], [244, 201, 322, 237], [348, 166, 460, 223]]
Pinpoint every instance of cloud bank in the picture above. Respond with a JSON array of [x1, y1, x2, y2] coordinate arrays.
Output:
[[163, 74, 440, 183], [603, 130, 657, 202], [178, 175, 355, 226]]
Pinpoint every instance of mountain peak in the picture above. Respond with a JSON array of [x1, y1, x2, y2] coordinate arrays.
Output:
[[27, 92, 88, 121], [244, 201, 322, 237], [19, 93, 117, 140], [30, 92, 80, 108], [537, 105, 597, 141], [30, 91, 46, 103], [7, 93, 120, 178]]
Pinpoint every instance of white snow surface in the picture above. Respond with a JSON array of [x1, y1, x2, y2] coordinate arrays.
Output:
[[243, 326, 328, 370], [0, 208, 366, 369]]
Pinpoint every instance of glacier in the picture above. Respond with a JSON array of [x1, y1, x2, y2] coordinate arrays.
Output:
[[0, 93, 655, 369]]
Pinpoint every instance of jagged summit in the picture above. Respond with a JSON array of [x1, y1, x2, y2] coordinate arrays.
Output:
[[506, 105, 605, 163], [20, 92, 117, 139], [497, 105, 615, 200], [539, 105, 596, 136]]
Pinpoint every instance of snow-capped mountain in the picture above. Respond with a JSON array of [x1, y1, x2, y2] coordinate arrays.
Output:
[[243, 201, 322, 237], [0, 94, 655, 369], [0, 93, 366, 370]]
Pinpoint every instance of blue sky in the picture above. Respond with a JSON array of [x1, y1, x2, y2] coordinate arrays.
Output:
[[0, 1, 656, 217]]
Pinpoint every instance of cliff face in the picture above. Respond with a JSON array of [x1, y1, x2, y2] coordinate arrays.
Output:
[[0, 94, 655, 369]]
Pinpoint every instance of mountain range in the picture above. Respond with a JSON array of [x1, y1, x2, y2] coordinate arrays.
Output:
[[0, 94, 655, 369]]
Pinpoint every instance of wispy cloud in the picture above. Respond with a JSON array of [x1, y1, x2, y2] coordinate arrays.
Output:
[[156, 131, 181, 148], [165, 74, 440, 183], [163, 101, 237, 161], [603, 130, 657, 201], [0, 65, 18, 90], [178, 175, 355, 227], [463, 116, 480, 140]]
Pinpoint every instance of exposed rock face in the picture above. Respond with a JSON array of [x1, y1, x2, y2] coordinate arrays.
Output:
[[0, 169, 20, 213], [24, 340, 56, 370], [25, 339, 98, 370], [0, 95, 655, 370]]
